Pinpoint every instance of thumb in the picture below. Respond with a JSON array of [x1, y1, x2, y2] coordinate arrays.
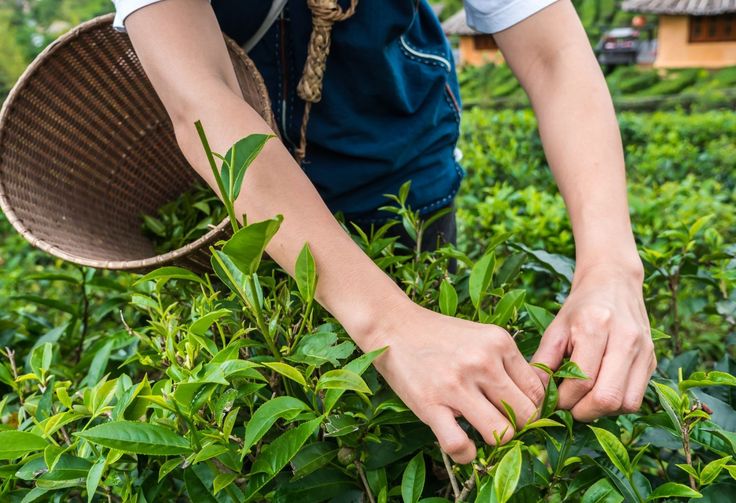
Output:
[[531, 326, 568, 385], [424, 406, 476, 465]]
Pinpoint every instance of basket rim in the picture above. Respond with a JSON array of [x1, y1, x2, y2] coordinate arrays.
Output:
[[0, 13, 261, 271]]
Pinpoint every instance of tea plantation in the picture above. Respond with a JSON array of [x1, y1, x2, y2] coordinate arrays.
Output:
[[1, 104, 734, 501]]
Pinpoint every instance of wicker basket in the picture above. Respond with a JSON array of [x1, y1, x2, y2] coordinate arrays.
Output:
[[0, 14, 278, 273]]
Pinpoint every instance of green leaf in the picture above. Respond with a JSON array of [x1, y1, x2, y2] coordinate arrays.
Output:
[[288, 331, 355, 367], [261, 361, 307, 387], [653, 382, 684, 432], [295, 243, 318, 303], [700, 456, 732, 485], [222, 216, 283, 275], [245, 418, 322, 501], [490, 289, 526, 326], [439, 280, 458, 317], [494, 443, 523, 503], [0, 431, 48, 459], [213, 473, 238, 495], [401, 452, 425, 503], [86, 457, 105, 503], [581, 478, 623, 503], [290, 442, 338, 480], [243, 396, 310, 452], [589, 426, 632, 477], [650, 328, 671, 341], [323, 347, 385, 414], [525, 304, 555, 333], [469, 252, 495, 309], [220, 133, 272, 201], [74, 421, 190, 455], [134, 266, 205, 286], [647, 482, 702, 500], [184, 467, 218, 503], [210, 249, 248, 300], [189, 309, 231, 336], [316, 369, 371, 394], [554, 361, 588, 380], [680, 371, 736, 392], [541, 376, 559, 418], [84, 340, 113, 387]]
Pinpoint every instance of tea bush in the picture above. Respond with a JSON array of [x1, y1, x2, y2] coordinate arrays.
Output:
[[0, 109, 734, 502]]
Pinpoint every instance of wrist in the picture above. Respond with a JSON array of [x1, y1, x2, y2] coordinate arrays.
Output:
[[573, 254, 644, 286], [338, 283, 417, 354]]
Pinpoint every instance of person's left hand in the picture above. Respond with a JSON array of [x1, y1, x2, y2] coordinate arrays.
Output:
[[531, 263, 656, 421]]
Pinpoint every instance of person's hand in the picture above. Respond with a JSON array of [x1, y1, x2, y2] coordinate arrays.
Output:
[[531, 263, 656, 421], [362, 303, 546, 464]]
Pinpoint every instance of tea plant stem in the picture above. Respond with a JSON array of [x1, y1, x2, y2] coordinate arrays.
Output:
[[245, 274, 280, 360], [441, 449, 461, 499], [75, 268, 90, 364], [195, 120, 240, 234], [456, 465, 477, 502], [355, 459, 375, 503], [5, 347, 23, 404], [669, 275, 681, 353], [682, 423, 697, 490]]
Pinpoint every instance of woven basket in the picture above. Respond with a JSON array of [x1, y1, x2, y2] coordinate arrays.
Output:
[[0, 13, 278, 273]]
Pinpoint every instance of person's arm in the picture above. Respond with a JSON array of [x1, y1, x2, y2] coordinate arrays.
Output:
[[491, 0, 656, 420], [124, 0, 545, 463]]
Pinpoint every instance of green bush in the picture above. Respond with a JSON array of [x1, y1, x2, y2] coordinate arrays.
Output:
[[1, 108, 735, 501]]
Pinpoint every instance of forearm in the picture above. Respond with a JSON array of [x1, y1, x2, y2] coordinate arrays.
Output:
[[524, 46, 641, 275], [173, 88, 411, 350]]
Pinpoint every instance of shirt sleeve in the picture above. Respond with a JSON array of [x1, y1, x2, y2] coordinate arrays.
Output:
[[110, 0, 168, 32], [463, 0, 560, 34]]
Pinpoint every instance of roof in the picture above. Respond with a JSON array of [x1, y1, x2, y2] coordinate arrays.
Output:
[[441, 9, 478, 36], [621, 0, 736, 15]]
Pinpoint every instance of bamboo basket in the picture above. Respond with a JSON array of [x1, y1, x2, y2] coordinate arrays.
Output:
[[0, 14, 277, 273]]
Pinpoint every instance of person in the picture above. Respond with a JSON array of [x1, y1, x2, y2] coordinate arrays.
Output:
[[112, 0, 656, 464]]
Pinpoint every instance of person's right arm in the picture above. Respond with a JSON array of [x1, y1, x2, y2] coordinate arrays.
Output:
[[124, 0, 545, 464]]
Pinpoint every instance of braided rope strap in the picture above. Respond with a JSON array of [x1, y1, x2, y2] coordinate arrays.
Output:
[[295, 0, 358, 165]]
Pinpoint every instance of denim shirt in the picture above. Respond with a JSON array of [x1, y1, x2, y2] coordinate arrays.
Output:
[[212, 0, 464, 222]]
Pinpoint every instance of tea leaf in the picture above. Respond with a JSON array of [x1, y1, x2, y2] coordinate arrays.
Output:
[[316, 369, 371, 394], [261, 361, 307, 387], [134, 266, 205, 286], [581, 478, 623, 503], [589, 426, 632, 477], [401, 452, 425, 503], [490, 289, 526, 326], [221, 134, 272, 201], [494, 443, 522, 503], [438, 279, 458, 317], [86, 457, 105, 503], [525, 304, 555, 333], [295, 243, 318, 304], [243, 396, 310, 452], [469, 252, 495, 309], [74, 421, 190, 455], [245, 418, 322, 500], [222, 216, 283, 275], [554, 361, 588, 380], [0, 430, 48, 459], [646, 482, 702, 500], [700, 455, 732, 485]]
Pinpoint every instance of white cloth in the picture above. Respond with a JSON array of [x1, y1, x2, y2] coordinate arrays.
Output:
[[111, 0, 164, 31], [111, 0, 559, 34], [464, 0, 560, 33]]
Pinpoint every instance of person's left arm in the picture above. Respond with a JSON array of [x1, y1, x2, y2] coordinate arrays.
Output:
[[488, 0, 656, 420]]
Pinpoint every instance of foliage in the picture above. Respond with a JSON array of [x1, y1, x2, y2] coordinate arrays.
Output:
[[1, 106, 735, 501]]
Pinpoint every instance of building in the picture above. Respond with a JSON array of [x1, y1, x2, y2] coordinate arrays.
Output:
[[622, 0, 736, 68], [441, 9, 503, 67]]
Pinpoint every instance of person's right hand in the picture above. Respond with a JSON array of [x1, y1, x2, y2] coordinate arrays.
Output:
[[361, 303, 546, 464]]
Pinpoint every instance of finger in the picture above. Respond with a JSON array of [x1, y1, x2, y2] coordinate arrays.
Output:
[[504, 349, 547, 409], [479, 373, 539, 430], [530, 323, 568, 385], [458, 391, 514, 447], [571, 341, 636, 422], [557, 333, 607, 410], [423, 405, 476, 464], [621, 350, 657, 414]]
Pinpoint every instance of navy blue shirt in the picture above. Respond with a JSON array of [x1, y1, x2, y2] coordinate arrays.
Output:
[[213, 0, 464, 222]]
